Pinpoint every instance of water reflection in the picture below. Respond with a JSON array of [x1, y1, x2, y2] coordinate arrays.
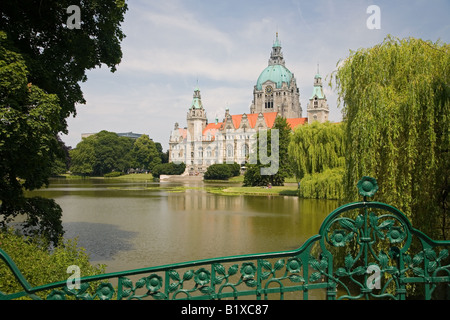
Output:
[[26, 179, 339, 273]]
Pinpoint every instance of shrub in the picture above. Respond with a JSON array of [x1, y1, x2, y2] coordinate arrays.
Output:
[[0, 229, 105, 299], [103, 171, 123, 178], [204, 164, 232, 180], [152, 162, 186, 178], [299, 167, 344, 200]]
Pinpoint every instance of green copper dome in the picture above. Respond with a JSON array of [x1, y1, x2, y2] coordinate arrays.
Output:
[[256, 65, 293, 90]]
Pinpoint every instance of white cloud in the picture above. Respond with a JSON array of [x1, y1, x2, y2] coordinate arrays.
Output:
[[62, 0, 450, 151]]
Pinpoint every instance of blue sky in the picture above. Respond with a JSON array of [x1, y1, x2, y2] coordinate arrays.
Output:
[[61, 0, 450, 150]]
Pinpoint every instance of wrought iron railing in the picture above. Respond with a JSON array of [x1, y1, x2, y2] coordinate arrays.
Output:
[[1, 177, 449, 300]]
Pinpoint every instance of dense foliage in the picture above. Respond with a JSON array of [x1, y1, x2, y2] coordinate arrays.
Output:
[[152, 162, 187, 178], [204, 163, 240, 180], [243, 117, 292, 186], [288, 122, 345, 199], [0, 0, 128, 131], [298, 167, 344, 200], [0, 1, 128, 244], [0, 32, 65, 244], [0, 229, 105, 299], [69, 132, 164, 176], [289, 122, 345, 179], [331, 36, 449, 239]]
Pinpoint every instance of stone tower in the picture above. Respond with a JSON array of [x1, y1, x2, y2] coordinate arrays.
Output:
[[250, 33, 302, 118], [186, 87, 207, 141], [307, 68, 329, 123]]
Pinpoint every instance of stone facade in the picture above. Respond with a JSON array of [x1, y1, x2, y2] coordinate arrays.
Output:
[[169, 34, 329, 175]]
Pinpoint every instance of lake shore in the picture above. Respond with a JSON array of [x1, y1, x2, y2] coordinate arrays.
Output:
[[54, 174, 300, 196]]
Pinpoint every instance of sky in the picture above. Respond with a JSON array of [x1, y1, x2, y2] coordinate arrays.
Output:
[[60, 0, 450, 151]]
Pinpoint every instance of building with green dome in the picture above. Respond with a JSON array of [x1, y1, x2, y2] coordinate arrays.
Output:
[[169, 34, 329, 175], [250, 33, 302, 119]]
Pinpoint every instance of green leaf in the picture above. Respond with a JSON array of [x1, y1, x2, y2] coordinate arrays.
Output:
[[310, 272, 322, 282], [261, 271, 271, 280], [135, 278, 146, 289], [214, 264, 226, 276], [168, 270, 180, 282], [438, 249, 449, 261], [335, 268, 348, 277], [152, 292, 167, 300], [345, 254, 354, 269], [183, 270, 194, 281], [261, 259, 272, 270], [228, 264, 239, 276], [245, 279, 257, 287], [289, 275, 305, 283], [353, 266, 366, 276], [274, 259, 285, 271], [121, 277, 133, 288], [200, 286, 214, 295], [168, 283, 179, 293], [339, 219, 355, 232], [378, 220, 394, 230]]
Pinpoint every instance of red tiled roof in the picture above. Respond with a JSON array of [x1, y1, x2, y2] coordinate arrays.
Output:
[[179, 128, 187, 139], [203, 122, 223, 135], [232, 114, 243, 129], [286, 118, 308, 130], [262, 112, 278, 128], [201, 113, 308, 138], [229, 112, 279, 129]]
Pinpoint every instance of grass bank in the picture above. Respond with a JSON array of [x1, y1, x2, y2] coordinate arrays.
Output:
[[207, 185, 299, 196], [55, 173, 155, 180]]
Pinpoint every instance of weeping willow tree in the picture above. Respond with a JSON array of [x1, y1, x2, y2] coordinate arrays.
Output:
[[288, 122, 345, 199], [331, 36, 449, 240]]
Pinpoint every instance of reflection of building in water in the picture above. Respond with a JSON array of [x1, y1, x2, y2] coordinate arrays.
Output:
[[166, 190, 337, 254], [169, 34, 329, 174]]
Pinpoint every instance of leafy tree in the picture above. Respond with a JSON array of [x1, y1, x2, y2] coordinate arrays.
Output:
[[331, 36, 449, 239], [288, 122, 345, 199], [69, 131, 133, 176], [243, 116, 292, 186], [69, 137, 96, 176], [0, 1, 128, 243], [298, 167, 344, 200], [0, 229, 105, 299], [0, 32, 64, 244], [204, 164, 232, 180], [131, 135, 161, 171], [228, 162, 241, 177], [152, 163, 186, 178], [0, 0, 128, 131], [289, 122, 345, 180], [155, 142, 169, 164]]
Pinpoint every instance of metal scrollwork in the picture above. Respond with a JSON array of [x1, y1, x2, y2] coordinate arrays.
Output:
[[1, 177, 448, 300]]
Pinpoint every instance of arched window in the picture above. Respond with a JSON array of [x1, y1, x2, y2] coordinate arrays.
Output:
[[242, 144, 249, 158], [227, 144, 234, 158]]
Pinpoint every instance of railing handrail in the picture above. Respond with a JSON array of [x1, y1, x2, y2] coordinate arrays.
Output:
[[1, 177, 449, 300]]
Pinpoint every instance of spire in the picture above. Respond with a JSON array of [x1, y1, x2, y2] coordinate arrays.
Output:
[[269, 33, 285, 66], [191, 86, 203, 109], [273, 32, 281, 48]]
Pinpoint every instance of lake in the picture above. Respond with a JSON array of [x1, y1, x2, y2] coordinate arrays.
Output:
[[27, 178, 339, 274]]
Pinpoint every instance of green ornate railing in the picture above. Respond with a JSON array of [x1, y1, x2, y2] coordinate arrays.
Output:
[[1, 177, 449, 300]]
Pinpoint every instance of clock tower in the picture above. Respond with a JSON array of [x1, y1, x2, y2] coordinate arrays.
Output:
[[250, 33, 302, 118], [307, 67, 329, 123]]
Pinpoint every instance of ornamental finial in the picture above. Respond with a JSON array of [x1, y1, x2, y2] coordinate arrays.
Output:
[[357, 176, 378, 199]]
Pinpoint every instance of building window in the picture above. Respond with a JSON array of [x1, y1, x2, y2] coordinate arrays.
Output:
[[265, 94, 274, 109], [227, 145, 234, 157], [242, 144, 249, 158]]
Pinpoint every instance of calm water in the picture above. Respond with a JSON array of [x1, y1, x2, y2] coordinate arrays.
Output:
[[27, 178, 339, 273]]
